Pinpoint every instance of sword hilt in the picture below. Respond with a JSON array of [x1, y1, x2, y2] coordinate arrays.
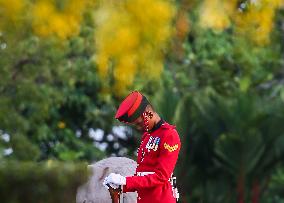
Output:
[[106, 184, 122, 203]]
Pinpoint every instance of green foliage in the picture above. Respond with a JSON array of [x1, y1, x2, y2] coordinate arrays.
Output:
[[171, 90, 284, 202], [264, 167, 284, 203], [0, 21, 110, 161], [173, 29, 282, 97], [0, 161, 88, 203]]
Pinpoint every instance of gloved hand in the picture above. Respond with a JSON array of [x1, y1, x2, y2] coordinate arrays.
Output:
[[103, 179, 119, 190], [103, 173, 126, 189]]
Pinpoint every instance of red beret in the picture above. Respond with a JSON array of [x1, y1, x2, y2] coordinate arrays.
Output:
[[115, 91, 149, 123]]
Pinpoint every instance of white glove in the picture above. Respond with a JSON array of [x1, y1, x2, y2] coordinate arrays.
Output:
[[104, 173, 126, 187], [103, 178, 119, 189]]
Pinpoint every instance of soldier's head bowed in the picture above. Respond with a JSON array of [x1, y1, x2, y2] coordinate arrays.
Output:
[[115, 91, 160, 132]]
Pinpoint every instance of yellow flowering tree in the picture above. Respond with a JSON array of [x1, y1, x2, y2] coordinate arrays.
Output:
[[197, 0, 283, 45], [199, 0, 237, 31], [234, 0, 283, 45], [94, 0, 176, 96], [0, 0, 90, 40], [32, 0, 88, 39], [0, 0, 27, 34]]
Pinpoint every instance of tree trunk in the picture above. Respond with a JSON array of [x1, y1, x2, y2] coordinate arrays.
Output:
[[237, 174, 245, 203], [251, 180, 260, 203]]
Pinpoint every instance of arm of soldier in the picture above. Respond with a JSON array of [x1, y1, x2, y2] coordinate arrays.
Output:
[[124, 130, 181, 191], [123, 179, 136, 192]]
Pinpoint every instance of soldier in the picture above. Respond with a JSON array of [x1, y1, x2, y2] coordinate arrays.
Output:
[[103, 91, 181, 203]]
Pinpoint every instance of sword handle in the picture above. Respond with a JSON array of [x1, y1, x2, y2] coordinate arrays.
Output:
[[107, 184, 122, 203]]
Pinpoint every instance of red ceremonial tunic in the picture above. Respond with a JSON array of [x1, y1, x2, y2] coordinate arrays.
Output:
[[123, 122, 181, 203]]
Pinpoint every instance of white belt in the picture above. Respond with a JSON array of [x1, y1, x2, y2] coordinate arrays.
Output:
[[137, 172, 155, 176]]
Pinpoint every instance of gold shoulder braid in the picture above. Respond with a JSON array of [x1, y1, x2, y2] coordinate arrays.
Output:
[[164, 143, 179, 152]]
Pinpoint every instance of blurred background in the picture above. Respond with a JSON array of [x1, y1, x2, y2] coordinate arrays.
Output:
[[1, 0, 284, 202]]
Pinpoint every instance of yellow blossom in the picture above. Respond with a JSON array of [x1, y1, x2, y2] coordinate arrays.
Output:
[[58, 121, 66, 129], [234, 0, 281, 45], [199, 0, 237, 31], [32, 0, 87, 39], [94, 0, 176, 96], [0, 0, 25, 29]]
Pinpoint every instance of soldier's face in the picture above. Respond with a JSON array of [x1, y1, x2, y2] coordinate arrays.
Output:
[[131, 116, 144, 132]]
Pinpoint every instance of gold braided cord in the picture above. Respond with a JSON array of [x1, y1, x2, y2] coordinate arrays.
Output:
[[164, 143, 179, 152]]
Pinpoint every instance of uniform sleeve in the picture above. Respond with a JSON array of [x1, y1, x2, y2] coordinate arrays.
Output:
[[123, 178, 136, 192], [124, 129, 181, 191]]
